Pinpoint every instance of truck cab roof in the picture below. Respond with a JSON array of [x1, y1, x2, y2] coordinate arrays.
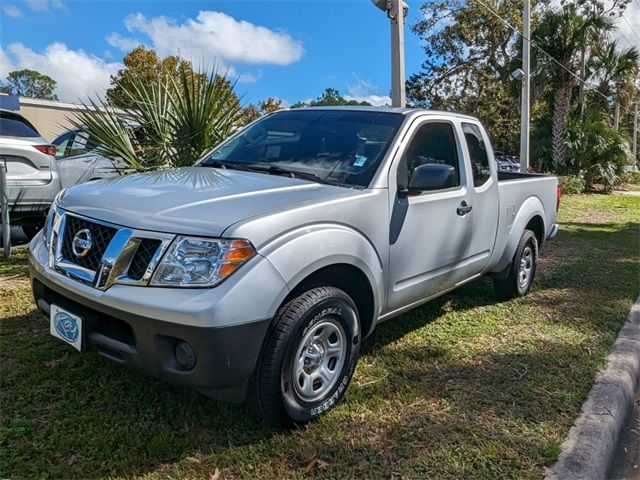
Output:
[[287, 105, 481, 123]]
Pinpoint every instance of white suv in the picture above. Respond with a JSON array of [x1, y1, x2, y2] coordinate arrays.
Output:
[[0, 109, 61, 239]]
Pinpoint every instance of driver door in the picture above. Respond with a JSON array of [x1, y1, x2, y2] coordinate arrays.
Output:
[[386, 118, 476, 313]]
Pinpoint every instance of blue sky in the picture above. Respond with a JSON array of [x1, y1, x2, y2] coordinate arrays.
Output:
[[0, 0, 429, 106]]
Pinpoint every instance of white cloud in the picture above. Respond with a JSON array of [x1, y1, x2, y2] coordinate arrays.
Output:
[[0, 47, 15, 76], [237, 70, 262, 84], [25, 0, 48, 11], [116, 11, 304, 66], [1, 43, 122, 102], [106, 33, 145, 52], [345, 75, 391, 106], [23, 0, 64, 12], [2, 4, 22, 18], [345, 94, 392, 106]]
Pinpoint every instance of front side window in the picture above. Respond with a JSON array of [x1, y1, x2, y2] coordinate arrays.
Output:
[[397, 122, 460, 190], [462, 123, 491, 187], [68, 132, 95, 157], [202, 110, 404, 188], [53, 131, 74, 158]]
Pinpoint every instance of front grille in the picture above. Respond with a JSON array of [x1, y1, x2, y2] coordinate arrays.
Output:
[[127, 239, 162, 280], [61, 215, 118, 271]]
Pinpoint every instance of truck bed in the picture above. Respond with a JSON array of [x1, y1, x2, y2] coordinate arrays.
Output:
[[488, 171, 559, 274]]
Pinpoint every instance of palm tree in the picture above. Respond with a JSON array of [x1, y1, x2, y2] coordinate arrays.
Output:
[[533, 5, 612, 169], [588, 41, 639, 111], [72, 66, 242, 173]]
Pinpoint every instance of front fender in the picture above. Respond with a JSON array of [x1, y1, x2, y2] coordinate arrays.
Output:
[[260, 223, 385, 323], [491, 196, 546, 274]]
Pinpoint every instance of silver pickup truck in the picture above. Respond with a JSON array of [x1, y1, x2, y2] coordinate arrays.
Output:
[[29, 107, 559, 427]]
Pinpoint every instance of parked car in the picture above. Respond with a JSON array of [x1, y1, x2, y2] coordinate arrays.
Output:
[[0, 109, 61, 239], [52, 128, 125, 188], [29, 107, 559, 428]]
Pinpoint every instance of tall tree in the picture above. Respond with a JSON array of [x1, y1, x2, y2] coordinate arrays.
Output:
[[106, 46, 211, 109], [292, 88, 372, 108], [588, 41, 639, 111], [532, 4, 612, 168], [406, 1, 549, 153], [0, 69, 58, 100], [237, 97, 285, 126]]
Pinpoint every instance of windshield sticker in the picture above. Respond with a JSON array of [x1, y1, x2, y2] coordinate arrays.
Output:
[[354, 155, 367, 167]]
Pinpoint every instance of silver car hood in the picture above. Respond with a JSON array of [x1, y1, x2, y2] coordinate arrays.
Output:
[[58, 167, 356, 236]]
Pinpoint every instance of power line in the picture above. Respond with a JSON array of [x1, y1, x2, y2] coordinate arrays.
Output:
[[472, 0, 623, 108], [620, 15, 640, 43]]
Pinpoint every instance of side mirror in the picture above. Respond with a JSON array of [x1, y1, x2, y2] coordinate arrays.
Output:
[[401, 163, 457, 196]]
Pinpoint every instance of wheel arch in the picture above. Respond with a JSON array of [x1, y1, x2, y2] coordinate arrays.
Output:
[[282, 263, 377, 339]]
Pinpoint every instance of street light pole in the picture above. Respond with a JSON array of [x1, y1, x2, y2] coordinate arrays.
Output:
[[520, 0, 531, 173], [390, 0, 406, 107], [371, 0, 407, 108]]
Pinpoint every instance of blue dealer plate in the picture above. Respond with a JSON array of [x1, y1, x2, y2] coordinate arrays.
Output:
[[50, 304, 83, 351]]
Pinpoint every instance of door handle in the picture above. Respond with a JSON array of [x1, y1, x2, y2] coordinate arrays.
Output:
[[457, 201, 473, 216]]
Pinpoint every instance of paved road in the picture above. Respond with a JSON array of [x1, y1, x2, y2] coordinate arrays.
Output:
[[610, 388, 640, 480]]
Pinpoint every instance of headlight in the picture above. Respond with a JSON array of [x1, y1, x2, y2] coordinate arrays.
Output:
[[43, 197, 61, 248], [150, 236, 256, 287]]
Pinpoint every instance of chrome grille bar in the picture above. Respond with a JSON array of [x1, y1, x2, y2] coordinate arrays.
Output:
[[49, 209, 174, 290]]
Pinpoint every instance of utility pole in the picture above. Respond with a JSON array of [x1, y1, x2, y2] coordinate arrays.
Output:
[[390, 0, 406, 107], [520, 0, 531, 173], [614, 103, 620, 131], [633, 102, 638, 169], [578, 47, 587, 118]]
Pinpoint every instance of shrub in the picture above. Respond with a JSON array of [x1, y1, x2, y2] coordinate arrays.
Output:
[[620, 170, 640, 185], [565, 109, 631, 191], [559, 174, 586, 194], [73, 67, 242, 172]]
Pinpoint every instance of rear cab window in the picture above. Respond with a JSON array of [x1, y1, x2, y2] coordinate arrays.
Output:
[[0, 112, 41, 138], [462, 122, 492, 187]]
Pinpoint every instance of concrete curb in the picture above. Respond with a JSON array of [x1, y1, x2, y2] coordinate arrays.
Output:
[[547, 296, 640, 480]]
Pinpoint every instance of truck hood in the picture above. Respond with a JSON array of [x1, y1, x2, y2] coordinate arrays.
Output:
[[58, 167, 356, 236]]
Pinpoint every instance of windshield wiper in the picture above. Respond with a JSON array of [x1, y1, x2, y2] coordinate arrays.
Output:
[[203, 160, 253, 172], [245, 164, 331, 185]]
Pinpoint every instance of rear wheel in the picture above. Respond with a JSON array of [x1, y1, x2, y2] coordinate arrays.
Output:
[[249, 286, 360, 429], [493, 229, 538, 299]]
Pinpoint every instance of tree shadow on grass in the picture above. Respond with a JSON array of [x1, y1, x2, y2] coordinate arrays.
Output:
[[1, 221, 637, 477]]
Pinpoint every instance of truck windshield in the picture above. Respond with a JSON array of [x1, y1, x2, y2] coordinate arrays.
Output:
[[201, 110, 404, 187]]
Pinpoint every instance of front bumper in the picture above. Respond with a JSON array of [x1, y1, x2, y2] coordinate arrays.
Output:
[[29, 232, 290, 402]]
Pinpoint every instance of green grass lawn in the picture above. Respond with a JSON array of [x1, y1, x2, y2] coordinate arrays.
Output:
[[1, 194, 639, 479]]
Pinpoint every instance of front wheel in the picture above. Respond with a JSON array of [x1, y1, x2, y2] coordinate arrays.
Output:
[[249, 286, 361, 429], [22, 220, 45, 241], [493, 229, 538, 299]]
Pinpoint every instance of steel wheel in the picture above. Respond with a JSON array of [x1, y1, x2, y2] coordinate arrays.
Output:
[[292, 318, 347, 403], [518, 245, 534, 289]]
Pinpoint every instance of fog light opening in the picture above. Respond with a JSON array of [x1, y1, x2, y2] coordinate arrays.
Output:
[[175, 341, 196, 370]]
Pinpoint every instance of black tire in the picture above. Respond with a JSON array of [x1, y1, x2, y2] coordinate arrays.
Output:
[[249, 286, 361, 429], [493, 229, 538, 299], [22, 221, 44, 241]]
